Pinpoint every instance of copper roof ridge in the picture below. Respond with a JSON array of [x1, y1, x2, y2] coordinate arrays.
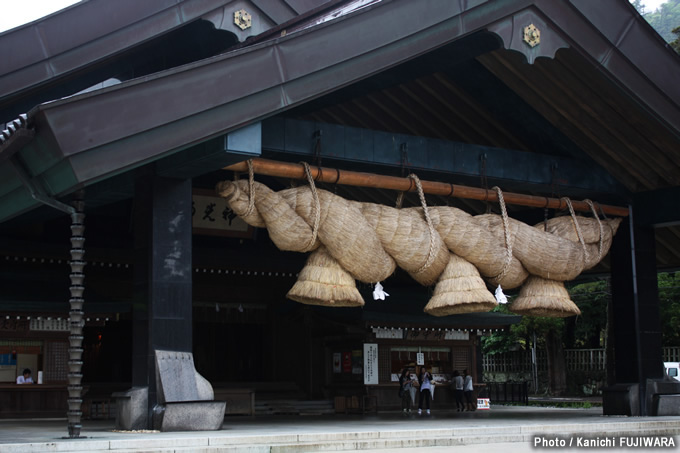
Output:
[[229, 0, 366, 50]]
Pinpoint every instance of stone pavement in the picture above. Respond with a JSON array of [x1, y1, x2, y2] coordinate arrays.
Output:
[[0, 406, 678, 453]]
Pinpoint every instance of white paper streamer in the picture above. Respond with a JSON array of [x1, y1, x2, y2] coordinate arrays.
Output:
[[495, 285, 508, 304], [372, 282, 390, 300]]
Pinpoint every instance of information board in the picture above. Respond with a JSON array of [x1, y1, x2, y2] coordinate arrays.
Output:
[[363, 343, 378, 385]]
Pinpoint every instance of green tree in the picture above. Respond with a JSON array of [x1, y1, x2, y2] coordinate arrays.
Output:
[[631, 0, 647, 14], [511, 314, 567, 395], [641, 0, 680, 43], [482, 303, 567, 395], [481, 305, 522, 354], [482, 272, 679, 394], [671, 26, 680, 52], [565, 279, 609, 349], [658, 272, 680, 346]]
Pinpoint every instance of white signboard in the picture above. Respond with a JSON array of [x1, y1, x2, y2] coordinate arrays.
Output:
[[30, 319, 70, 331], [373, 327, 403, 339], [363, 343, 378, 385], [444, 330, 470, 340], [416, 352, 425, 366]]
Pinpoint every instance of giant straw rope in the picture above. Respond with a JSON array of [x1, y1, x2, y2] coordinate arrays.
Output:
[[216, 165, 621, 316]]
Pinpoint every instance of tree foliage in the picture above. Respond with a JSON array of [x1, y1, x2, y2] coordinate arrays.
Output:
[[658, 272, 680, 346], [481, 304, 522, 355], [481, 302, 564, 354], [483, 272, 680, 353], [633, 0, 680, 45], [671, 26, 680, 52], [631, 0, 647, 14], [565, 279, 609, 349]]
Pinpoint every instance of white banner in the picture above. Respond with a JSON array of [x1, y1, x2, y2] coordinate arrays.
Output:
[[363, 343, 378, 385]]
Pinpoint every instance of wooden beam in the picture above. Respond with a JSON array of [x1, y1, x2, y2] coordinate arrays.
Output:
[[223, 158, 629, 217], [262, 118, 623, 195]]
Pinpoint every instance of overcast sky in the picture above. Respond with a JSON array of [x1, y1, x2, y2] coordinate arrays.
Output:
[[0, 0, 80, 33], [0, 0, 673, 33]]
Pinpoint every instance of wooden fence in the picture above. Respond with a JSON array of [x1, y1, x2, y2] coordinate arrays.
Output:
[[482, 349, 545, 373], [483, 346, 680, 373], [565, 349, 606, 371], [664, 347, 680, 363]]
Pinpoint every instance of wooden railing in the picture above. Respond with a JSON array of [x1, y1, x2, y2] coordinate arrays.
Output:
[[565, 349, 606, 371], [664, 347, 680, 363], [483, 346, 680, 373], [484, 381, 529, 404]]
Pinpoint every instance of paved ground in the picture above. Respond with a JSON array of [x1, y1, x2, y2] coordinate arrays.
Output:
[[0, 405, 677, 452], [363, 441, 676, 453]]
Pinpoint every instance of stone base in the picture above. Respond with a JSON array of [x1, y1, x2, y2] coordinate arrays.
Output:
[[603, 380, 680, 416], [653, 394, 680, 415], [112, 387, 148, 430], [602, 383, 639, 416], [154, 401, 226, 432]]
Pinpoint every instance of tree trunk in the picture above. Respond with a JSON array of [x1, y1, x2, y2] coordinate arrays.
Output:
[[545, 329, 567, 395]]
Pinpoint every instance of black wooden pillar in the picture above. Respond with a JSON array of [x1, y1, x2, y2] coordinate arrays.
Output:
[[133, 172, 193, 422], [610, 211, 663, 415]]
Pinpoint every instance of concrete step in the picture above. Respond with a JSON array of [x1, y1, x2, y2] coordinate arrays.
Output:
[[255, 399, 335, 415], [4, 418, 679, 453]]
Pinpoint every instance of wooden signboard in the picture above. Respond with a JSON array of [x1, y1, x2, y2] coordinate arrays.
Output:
[[192, 189, 254, 238]]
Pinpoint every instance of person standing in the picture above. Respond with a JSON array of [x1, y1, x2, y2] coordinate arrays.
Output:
[[399, 367, 415, 414], [463, 368, 475, 411], [452, 370, 464, 411], [417, 365, 433, 415], [16, 368, 33, 384]]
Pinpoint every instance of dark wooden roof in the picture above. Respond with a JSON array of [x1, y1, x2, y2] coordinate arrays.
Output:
[[290, 44, 680, 193], [1, 0, 679, 269], [0, 0, 332, 121]]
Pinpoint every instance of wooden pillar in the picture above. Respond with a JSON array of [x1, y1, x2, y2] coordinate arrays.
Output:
[[610, 213, 663, 415], [132, 171, 193, 424], [475, 335, 484, 384]]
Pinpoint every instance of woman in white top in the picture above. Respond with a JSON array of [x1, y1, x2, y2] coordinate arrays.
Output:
[[417, 366, 433, 415], [463, 369, 475, 411], [16, 368, 33, 384], [453, 370, 464, 411]]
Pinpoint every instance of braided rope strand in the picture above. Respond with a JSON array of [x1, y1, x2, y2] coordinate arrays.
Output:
[[243, 159, 256, 218], [301, 162, 321, 253], [492, 186, 514, 283], [563, 197, 589, 264], [585, 199, 604, 262], [395, 191, 405, 209], [410, 174, 437, 276]]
